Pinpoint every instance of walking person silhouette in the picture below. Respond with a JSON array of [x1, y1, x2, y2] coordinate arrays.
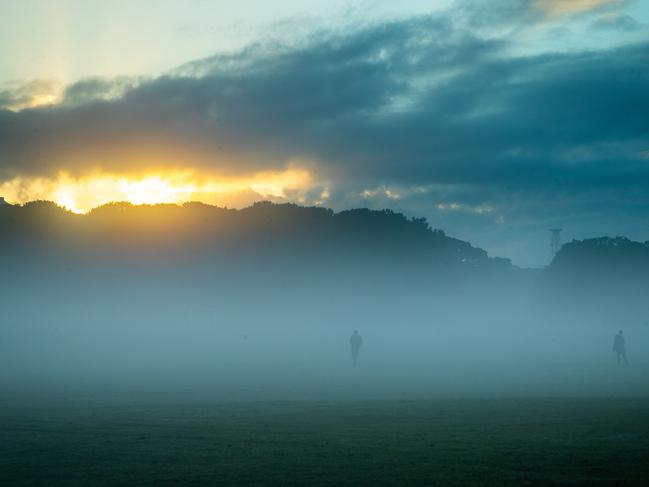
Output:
[[613, 330, 628, 365], [350, 330, 363, 366]]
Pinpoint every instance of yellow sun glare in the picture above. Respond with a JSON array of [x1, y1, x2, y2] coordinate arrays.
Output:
[[0, 170, 313, 213], [120, 177, 197, 206]]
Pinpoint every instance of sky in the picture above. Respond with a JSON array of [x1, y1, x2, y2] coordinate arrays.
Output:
[[1, 0, 648, 267]]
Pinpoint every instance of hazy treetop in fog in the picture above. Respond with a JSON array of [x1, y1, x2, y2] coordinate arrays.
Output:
[[0, 200, 511, 273]]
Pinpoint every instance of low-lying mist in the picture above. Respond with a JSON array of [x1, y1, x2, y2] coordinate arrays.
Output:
[[2, 202, 648, 402]]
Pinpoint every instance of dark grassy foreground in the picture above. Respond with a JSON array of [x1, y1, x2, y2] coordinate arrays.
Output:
[[2, 396, 649, 486]]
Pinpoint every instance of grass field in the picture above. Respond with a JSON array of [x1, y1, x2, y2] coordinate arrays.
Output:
[[2, 395, 649, 486]]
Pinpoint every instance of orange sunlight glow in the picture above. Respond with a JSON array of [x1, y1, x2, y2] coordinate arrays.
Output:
[[532, 0, 623, 18], [0, 170, 313, 213]]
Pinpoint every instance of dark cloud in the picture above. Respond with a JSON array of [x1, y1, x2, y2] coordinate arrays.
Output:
[[0, 5, 648, 265], [62, 76, 143, 107], [590, 12, 643, 31], [0, 80, 59, 111]]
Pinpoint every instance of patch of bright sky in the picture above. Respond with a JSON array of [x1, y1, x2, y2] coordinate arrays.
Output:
[[503, 1, 649, 57], [0, 0, 451, 85], [3, 0, 646, 87]]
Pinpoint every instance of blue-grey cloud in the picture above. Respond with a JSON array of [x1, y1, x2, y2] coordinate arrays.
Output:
[[590, 11, 643, 31], [0, 80, 60, 111]]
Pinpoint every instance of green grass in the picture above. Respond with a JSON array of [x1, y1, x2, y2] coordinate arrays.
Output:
[[2, 397, 649, 486]]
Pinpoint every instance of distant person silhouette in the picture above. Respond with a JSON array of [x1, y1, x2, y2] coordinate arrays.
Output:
[[613, 330, 628, 365], [350, 330, 363, 366]]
